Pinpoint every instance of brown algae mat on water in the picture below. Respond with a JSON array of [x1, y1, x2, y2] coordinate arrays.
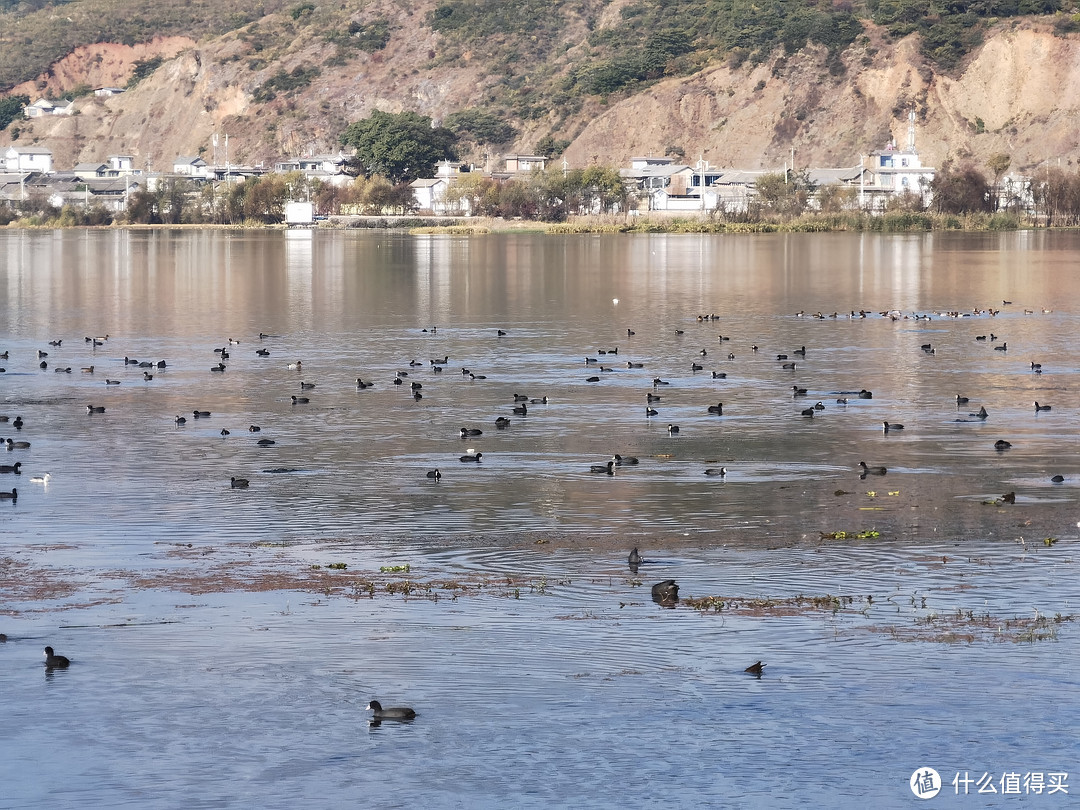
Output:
[[1, 535, 1072, 645]]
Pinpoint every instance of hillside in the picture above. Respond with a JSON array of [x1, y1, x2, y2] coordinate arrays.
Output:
[[2, 0, 1080, 175]]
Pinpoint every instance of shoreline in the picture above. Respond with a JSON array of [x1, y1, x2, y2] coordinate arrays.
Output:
[[0, 211, 1045, 234]]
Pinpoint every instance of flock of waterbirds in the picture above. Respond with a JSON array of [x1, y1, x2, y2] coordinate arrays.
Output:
[[0, 300, 1066, 501], [3, 299, 1064, 710]]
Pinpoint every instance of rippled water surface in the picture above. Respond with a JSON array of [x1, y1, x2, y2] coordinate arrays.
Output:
[[1, 229, 1077, 808]]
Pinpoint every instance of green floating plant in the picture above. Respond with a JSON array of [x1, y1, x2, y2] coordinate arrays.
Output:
[[380, 564, 410, 573], [820, 529, 880, 540]]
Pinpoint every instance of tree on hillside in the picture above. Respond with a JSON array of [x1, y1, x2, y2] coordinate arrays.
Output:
[[0, 95, 29, 131], [444, 108, 517, 147], [445, 173, 502, 216], [930, 163, 990, 214], [340, 111, 458, 184], [1030, 167, 1080, 227], [986, 153, 1011, 211], [535, 135, 572, 159], [754, 170, 816, 218], [579, 166, 632, 214]]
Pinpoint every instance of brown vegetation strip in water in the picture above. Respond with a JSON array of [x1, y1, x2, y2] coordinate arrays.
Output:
[[681, 593, 868, 616], [3, 555, 1072, 646], [125, 560, 544, 601], [0, 557, 83, 607], [682, 593, 1073, 642], [867, 610, 1074, 643]]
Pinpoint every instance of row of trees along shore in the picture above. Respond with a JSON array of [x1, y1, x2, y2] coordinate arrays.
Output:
[[5, 109, 1080, 227]]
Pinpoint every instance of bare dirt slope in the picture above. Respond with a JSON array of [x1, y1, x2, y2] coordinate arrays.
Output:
[[9, 37, 194, 99], [6, 15, 1080, 175], [566, 25, 1080, 173]]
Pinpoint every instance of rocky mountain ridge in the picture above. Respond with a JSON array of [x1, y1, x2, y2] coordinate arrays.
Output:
[[4, 6, 1080, 178]]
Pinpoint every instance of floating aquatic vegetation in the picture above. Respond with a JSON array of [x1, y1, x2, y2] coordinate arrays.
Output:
[[870, 610, 1074, 644], [682, 593, 865, 615], [380, 564, 410, 573], [819, 530, 881, 540]]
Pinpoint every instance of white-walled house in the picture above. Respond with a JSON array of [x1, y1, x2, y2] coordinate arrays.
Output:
[[4, 146, 53, 173], [996, 173, 1032, 213], [410, 162, 475, 215], [23, 98, 74, 118], [646, 187, 721, 213], [172, 156, 208, 177], [274, 153, 353, 187], [859, 148, 935, 208], [108, 155, 136, 174], [410, 178, 450, 213]]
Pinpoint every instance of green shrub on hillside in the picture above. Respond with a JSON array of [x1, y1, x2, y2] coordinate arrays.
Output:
[[252, 65, 321, 102], [429, 0, 559, 38], [126, 56, 164, 89], [868, 0, 1059, 67], [444, 108, 517, 144], [0, 94, 29, 131], [348, 18, 390, 51]]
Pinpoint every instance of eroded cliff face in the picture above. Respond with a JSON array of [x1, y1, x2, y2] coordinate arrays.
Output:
[[5, 15, 1079, 175], [565, 24, 1080, 173], [9, 37, 195, 100]]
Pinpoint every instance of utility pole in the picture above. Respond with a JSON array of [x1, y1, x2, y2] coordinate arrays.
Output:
[[859, 155, 865, 210], [696, 155, 708, 211]]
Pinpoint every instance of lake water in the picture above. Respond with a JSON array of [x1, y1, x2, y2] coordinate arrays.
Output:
[[0, 228, 1077, 808]]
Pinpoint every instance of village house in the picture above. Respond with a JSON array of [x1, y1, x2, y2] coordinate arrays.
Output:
[[410, 177, 449, 213], [274, 153, 353, 187], [502, 154, 547, 174], [44, 175, 142, 212], [857, 147, 936, 209], [622, 157, 694, 195], [71, 155, 137, 181], [4, 145, 53, 173], [72, 162, 110, 180], [996, 173, 1033, 213], [622, 157, 726, 212], [410, 161, 475, 215], [23, 98, 74, 118], [204, 164, 268, 182], [709, 169, 771, 213], [622, 143, 932, 215], [0, 172, 32, 203], [172, 156, 209, 177], [93, 87, 126, 98], [108, 155, 136, 174]]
